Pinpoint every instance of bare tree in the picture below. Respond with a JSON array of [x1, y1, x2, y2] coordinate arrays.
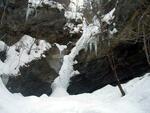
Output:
[[108, 54, 125, 96]]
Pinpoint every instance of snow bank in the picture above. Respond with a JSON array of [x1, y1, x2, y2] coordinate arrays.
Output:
[[0, 73, 150, 113], [0, 35, 51, 76]]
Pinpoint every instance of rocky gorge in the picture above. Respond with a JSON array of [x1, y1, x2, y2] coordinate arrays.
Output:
[[0, 0, 150, 96]]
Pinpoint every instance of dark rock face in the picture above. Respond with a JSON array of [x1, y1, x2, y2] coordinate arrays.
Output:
[[54, 0, 70, 6], [0, 0, 28, 45], [0, 0, 69, 45], [68, 42, 150, 94], [25, 7, 67, 44], [115, 0, 141, 24], [1, 0, 150, 97], [6, 58, 58, 96], [0, 50, 6, 62], [7, 76, 52, 97]]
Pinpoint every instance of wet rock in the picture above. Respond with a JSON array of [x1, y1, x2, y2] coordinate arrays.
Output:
[[25, 7, 67, 44], [0, 50, 6, 62], [68, 42, 150, 94], [46, 45, 64, 74], [6, 58, 58, 96], [0, 0, 69, 45]]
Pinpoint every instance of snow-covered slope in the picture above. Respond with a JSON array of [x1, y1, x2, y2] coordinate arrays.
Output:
[[0, 35, 51, 76], [0, 73, 150, 113]]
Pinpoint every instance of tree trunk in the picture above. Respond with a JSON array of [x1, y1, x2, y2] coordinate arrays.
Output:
[[108, 54, 125, 96]]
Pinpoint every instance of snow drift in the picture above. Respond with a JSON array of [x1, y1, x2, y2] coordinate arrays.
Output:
[[0, 73, 150, 113]]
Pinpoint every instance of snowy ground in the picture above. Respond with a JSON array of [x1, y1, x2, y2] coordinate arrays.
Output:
[[0, 35, 51, 76], [0, 73, 150, 113]]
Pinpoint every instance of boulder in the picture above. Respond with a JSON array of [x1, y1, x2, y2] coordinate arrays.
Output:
[[6, 58, 58, 96]]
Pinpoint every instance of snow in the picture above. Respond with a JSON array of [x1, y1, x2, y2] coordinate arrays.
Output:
[[109, 28, 118, 35], [64, 0, 84, 34], [102, 8, 116, 24], [0, 41, 6, 52], [28, 0, 64, 10], [0, 73, 150, 113], [0, 35, 51, 76], [51, 17, 100, 96], [55, 43, 67, 55], [26, 0, 64, 20], [69, 0, 84, 12], [1, 1, 149, 113], [65, 0, 84, 20], [65, 11, 83, 20], [65, 23, 82, 34]]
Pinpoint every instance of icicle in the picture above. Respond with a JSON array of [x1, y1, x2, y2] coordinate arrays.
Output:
[[89, 42, 93, 53], [82, 18, 88, 30], [26, 4, 30, 21], [86, 35, 99, 56], [94, 40, 98, 56], [55, 43, 67, 56], [93, 15, 100, 27]]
